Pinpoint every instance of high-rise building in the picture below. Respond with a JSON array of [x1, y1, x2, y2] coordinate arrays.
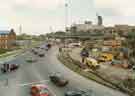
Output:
[[97, 14, 103, 26]]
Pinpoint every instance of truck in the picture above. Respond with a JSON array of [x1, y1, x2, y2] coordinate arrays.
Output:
[[84, 57, 100, 70], [98, 53, 113, 63]]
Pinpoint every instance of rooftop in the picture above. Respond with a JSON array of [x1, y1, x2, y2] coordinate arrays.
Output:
[[0, 30, 11, 35]]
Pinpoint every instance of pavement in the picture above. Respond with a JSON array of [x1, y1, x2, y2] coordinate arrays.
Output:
[[0, 46, 128, 96]]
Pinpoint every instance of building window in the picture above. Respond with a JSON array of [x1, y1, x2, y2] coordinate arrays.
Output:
[[5, 40, 7, 44], [5, 45, 7, 49], [5, 35, 8, 38]]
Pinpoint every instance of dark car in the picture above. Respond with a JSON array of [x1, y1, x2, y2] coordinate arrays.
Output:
[[49, 73, 68, 87], [1, 63, 19, 73], [132, 65, 135, 71], [35, 46, 40, 49], [65, 89, 93, 96], [45, 44, 52, 51], [33, 49, 38, 55], [38, 53, 45, 57], [31, 48, 35, 52], [10, 64, 19, 71], [40, 47, 44, 50]]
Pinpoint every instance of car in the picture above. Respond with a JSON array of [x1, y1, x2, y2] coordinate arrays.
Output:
[[65, 89, 93, 96], [35, 46, 40, 49], [33, 49, 38, 55], [30, 84, 52, 96], [49, 73, 68, 87], [132, 65, 135, 71], [111, 60, 122, 65], [10, 64, 19, 71], [1, 63, 19, 73], [38, 53, 45, 57], [45, 44, 52, 51], [31, 48, 35, 52], [68, 43, 81, 48], [40, 47, 44, 50]]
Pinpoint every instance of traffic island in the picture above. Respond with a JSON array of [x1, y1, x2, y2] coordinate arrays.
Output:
[[57, 51, 132, 96]]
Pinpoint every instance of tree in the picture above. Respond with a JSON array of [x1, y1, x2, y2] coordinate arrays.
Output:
[[17, 33, 31, 40], [54, 31, 66, 36], [10, 28, 15, 33]]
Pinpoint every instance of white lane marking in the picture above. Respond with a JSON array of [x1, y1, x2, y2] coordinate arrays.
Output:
[[15, 80, 50, 87], [0, 80, 50, 88]]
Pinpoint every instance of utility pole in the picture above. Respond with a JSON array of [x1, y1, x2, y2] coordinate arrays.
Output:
[[49, 26, 53, 40], [65, 2, 68, 32]]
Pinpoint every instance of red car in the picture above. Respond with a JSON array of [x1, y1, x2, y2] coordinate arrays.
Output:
[[30, 84, 52, 96]]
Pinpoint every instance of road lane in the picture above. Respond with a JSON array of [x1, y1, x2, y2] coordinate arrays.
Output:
[[0, 46, 128, 96]]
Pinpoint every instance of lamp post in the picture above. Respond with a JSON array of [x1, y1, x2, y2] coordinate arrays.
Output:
[[65, 2, 68, 32]]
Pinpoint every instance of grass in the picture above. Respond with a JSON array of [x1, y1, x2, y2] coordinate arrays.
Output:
[[0, 40, 42, 59], [0, 49, 11, 54]]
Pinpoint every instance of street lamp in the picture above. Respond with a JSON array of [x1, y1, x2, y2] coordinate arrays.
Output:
[[65, 2, 68, 32]]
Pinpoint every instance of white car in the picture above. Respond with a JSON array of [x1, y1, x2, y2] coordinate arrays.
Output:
[[68, 43, 81, 48]]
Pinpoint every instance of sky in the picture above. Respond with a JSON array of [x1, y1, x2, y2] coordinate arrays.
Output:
[[0, 0, 135, 35]]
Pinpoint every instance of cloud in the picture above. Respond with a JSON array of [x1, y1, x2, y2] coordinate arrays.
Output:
[[13, 0, 65, 9], [94, 0, 135, 16]]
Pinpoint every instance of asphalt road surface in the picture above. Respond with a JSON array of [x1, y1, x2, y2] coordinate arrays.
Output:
[[0, 46, 128, 96]]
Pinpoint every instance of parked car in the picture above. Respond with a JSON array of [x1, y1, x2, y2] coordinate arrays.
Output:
[[30, 84, 52, 96], [49, 73, 68, 87], [65, 89, 93, 96]]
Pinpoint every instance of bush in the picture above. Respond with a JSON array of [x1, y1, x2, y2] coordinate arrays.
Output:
[[0, 49, 11, 54]]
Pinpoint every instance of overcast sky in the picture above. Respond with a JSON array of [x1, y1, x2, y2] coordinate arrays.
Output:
[[0, 0, 135, 35]]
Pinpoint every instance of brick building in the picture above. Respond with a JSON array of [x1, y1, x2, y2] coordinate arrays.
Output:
[[0, 29, 16, 49]]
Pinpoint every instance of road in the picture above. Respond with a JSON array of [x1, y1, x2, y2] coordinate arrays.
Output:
[[0, 46, 128, 96]]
